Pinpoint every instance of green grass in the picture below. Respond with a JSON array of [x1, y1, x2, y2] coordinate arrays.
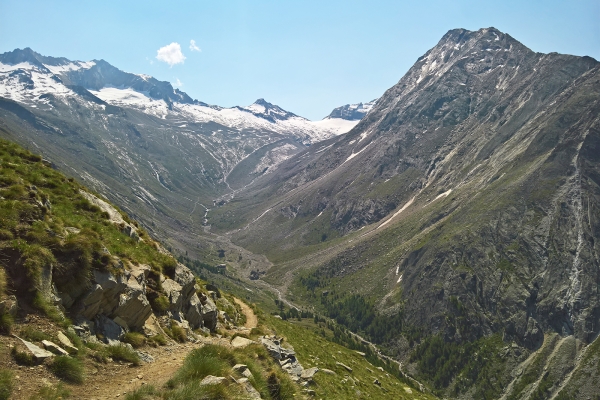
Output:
[[48, 356, 84, 384], [0, 138, 180, 320], [104, 344, 141, 366], [148, 334, 168, 346], [125, 385, 159, 400], [123, 332, 146, 348], [0, 370, 13, 400], [19, 326, 52, 342], [169, 345, 234, 386], [267, 315, 436, 400], [29, 383, 71, 400], [11, 346, 34, 366]]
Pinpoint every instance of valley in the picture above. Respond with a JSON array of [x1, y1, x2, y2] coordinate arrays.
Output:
[[0, 25, 599, 399]]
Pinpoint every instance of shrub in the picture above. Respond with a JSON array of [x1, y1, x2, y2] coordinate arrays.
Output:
[[48, 356, 84, 384], [0, 369, 13, 400], [0, 269, 6, 296], [105, 344, 141, 366], [125, 385, 159, 400], [11, 346, 34, 366], [172, 345, 234, 385], [0, 313, 13, 335], [148, 334, 167, 346], [149, 295, 169, 314], [20, 326, 52, 342], [170, 323, 187, 343], [123, 332, 146, 348]]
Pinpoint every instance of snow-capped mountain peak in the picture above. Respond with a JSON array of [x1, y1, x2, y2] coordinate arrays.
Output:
[[240, 98, 300, 123]]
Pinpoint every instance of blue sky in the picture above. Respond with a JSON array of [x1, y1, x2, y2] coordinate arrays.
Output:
[[1, 0, 598, 119]]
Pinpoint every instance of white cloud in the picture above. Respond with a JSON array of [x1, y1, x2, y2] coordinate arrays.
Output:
[[189, 40, 201, 52], [174, 78, 183, 87], [156, 42, 186, 67]]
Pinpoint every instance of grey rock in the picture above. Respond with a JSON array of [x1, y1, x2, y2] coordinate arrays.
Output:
[[201, 297, 218, 332], [0, 295, 18, 317], [184, 293, 204, 329], [336, 362, 353, 372], [42, 340, 69, 356], [231, 336, 254, 348], [56, 332, 79, 354], [136, 351, 154, 363], [301, 367, 319, 379], [200, 375, 226, 386], [15, 336, 54, 361], [95, 314, 124, 344]]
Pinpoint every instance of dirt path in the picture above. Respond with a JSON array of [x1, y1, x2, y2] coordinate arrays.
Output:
[[66, 334, 234, 400], [234, 297, 258, 329]]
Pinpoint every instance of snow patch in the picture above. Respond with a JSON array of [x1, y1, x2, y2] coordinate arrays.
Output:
[[378, 196, 415, 229]]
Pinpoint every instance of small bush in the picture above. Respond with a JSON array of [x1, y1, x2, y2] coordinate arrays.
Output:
[[170, 323, 187, 343], [0, 369, 13, 400], [105, 344, 141, 366], [0, 313, 13, 335], [32, 292, 64, 322], [29, 383, 71, 400], [123, 332, 146, 348], [11, 346, 34, 366], [172, 345, 234, 385], [148, 334, 167, 346], [49, 356, 84, 384], [20, 326, 52, 342], [125, 385, 159, 400], [150, 295, 169, 314], [0, 269, 7, 296]]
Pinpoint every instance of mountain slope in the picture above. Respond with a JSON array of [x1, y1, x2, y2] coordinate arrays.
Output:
[[0, 48, 373, 262], [207, 27, 600, 396]]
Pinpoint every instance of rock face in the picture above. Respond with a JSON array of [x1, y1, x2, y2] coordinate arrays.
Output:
[[220, 27, 600, 350], [52, 256, 217, 338]]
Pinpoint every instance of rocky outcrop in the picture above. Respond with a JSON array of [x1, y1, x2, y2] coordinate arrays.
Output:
[[51, 257, 218, 340]]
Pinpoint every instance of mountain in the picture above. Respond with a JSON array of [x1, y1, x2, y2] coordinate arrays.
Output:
[[2, 26, 600, 398], [325, 99, 378, 121], [0, 138, 432, 400], [206, 27, 600, 397], [0, 48, 371, 263], [0, 47, 355, 144]]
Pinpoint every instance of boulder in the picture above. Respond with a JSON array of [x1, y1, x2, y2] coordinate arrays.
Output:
[[95, 314, 124, 344], [233, 364, 253, 378], [231, 336, 254, 348], [260, 336, 296, 360], [173, 263, 196, 302], [239, 379, 261, 399], [200, 375, 226, 386], [336, 362, 353, 372], [142, 314, 167, 337], [56, 332, 79, 354], [42, 340, 69, 356], [162, 278, 183, 312], [301, 367, 319, 379], [80, 266, 152, 331], [184, 293, 204, 329], [202, 297, 218, 332], [0, 295, 18, 317], [15, 336, 54, 361]]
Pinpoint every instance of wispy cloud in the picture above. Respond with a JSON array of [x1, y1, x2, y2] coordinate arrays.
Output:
[[156, 42, 186, 67], [189, 40, 201, 52], [174, 78, 183, 87]]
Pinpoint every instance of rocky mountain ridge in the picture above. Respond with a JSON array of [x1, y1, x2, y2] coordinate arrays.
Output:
[[205, 27, 600, 397], [0, 47, 374, 265]]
